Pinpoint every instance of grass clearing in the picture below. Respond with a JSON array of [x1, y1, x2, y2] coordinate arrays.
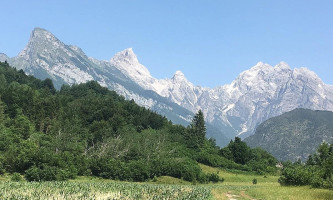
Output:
[[200, 164, 333, 200], [1, 164, 332, 200]]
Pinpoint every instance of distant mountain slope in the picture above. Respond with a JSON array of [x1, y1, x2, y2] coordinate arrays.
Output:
[[245, 108, 333, 161]]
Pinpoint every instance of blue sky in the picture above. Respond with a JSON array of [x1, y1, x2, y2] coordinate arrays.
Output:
[[1, 0, 332, 87]]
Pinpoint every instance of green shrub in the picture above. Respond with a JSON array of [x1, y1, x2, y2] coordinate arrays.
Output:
[[278, 165, 312, 186], [208, 173, 220, 183], [25, 165, 73, 182], [128, 160, 151, 182], [252, 178, 257, 184], [197, 172, 208, 183], [11, 172, 23, 182]]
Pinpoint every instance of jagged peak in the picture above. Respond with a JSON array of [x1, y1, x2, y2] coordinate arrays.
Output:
[[251, 61, 273, 70], [17, 27, 64, 58], [237, 62, 272, 79], [0, 53, 9, 62], [174, 70, 185, 77], [30, 27, 58, 42], [32, 27, 48, 34], [110, 48, 152, 80], [172, 70, 189, 82], [275, 61, 291, 70], [242, 61, 292, 76], [111, 48, 139, 64]]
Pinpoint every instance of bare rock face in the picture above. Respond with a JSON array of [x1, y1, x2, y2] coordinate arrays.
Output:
[[5, 28, 333, 146], [0, 53, 9, 62]]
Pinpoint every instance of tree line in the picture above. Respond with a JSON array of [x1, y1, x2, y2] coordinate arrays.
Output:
[[0, 61, 277, 183]]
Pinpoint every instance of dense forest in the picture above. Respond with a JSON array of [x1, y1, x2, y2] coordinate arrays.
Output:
[[0, 61, 277, 183]]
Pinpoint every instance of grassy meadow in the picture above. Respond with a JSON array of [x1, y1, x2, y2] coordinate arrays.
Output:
[[0, 164, 332, 200], [200, 164, 333, 200]]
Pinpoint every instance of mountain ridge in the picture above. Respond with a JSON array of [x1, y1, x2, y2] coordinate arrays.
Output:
[[3, 27, 333, 145]]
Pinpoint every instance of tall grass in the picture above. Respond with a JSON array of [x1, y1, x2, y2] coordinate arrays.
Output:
[[200, 164, 333, 200], [1, 164, 332, 200]]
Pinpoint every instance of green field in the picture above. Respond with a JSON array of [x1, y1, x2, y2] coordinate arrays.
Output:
[[0, 165, 332, 200], [200, 164, 333, 200]]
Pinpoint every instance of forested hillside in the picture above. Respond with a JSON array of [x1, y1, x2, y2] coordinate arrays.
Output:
[[245, 108, 333, 161], [0, 61, 277, 182]]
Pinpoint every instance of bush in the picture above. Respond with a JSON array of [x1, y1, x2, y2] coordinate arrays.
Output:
[[323, 177, 333, 189], [311, 175, 323, 188], [25, 165, 73, 182], [197, 151, 223, 167], [278, 165, 313, 186], [208, 173, 220, 183], [128, 160, 151, 181], [93, 159, 131, 181], [252, 178, 257, 184], [197, 172, 209, 183], [162, 158, 202, 182], [11, 172, 23, 182]]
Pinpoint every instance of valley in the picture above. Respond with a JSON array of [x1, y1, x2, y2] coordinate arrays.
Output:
[[1, 2, 333, 199]]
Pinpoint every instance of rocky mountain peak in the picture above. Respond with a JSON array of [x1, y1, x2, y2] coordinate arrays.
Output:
[[18, 28, 64, 59], [110, 48, 154, 89], [0, 53, 9, 62], [111, 48, 139, 64], [275, 61, 291, 70], [29, 27, 61, 45], [172, 70, 187, 82]]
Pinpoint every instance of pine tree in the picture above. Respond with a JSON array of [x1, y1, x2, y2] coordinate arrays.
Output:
[[187, 110, 206, 149], [192, 110, 206, 140]]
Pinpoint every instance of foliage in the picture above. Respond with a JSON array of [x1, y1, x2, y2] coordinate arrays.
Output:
[[207, 173, 221, 183], [245, 108, 333, 162], [0, 62, 277, 182], [11, 172, 23, 182], [25, 165, 75, 182], [218, 137, 277, 174], [279, 142, 333, 189], [185, 110, 206, 149]]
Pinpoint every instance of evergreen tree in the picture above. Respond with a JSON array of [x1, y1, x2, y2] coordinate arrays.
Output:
[[192, 110, 206, 139], [228, 137, 250, 165], [187, 110, 206, 149]]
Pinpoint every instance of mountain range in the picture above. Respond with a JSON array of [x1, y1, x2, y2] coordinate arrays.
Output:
[[1, 27, 333, 146]]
